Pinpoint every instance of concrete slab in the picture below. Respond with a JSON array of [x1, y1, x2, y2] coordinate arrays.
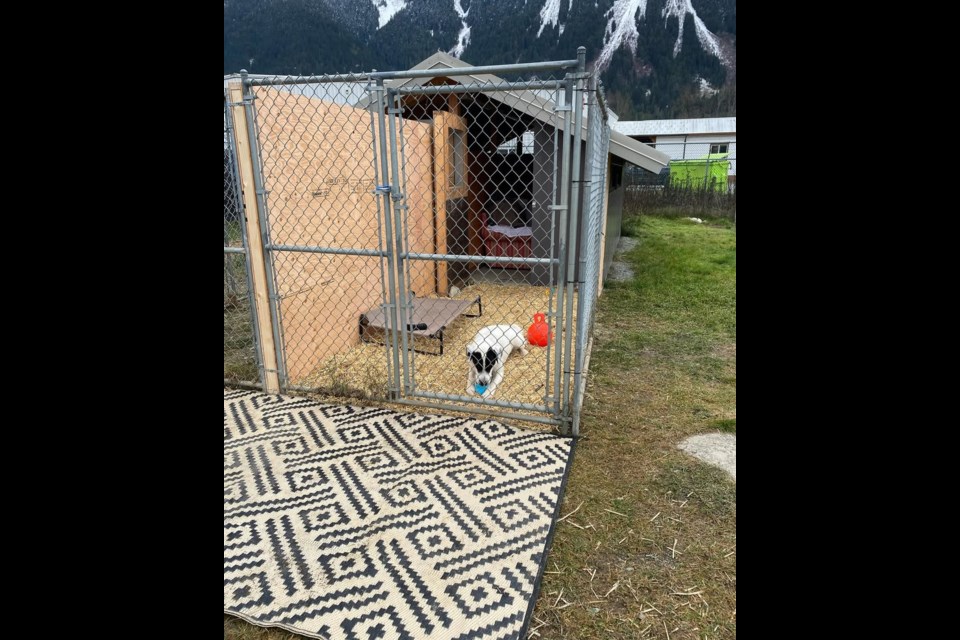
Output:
[[678, 433, 736, 480], [607, 236, 638, 282]]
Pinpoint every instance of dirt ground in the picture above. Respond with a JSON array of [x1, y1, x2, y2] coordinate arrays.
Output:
[[297, 281, 578, 417]]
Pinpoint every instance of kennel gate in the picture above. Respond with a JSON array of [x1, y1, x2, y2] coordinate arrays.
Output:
[[226, 49, 606, 435]]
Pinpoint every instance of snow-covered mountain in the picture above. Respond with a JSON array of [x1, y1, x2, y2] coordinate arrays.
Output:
[[223, 0, 736, 118]]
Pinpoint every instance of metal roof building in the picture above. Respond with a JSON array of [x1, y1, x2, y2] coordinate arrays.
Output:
[[613, 117, 736, 138], [613, 117, 736, 178]]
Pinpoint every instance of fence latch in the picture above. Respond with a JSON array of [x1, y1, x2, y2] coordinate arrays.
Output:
[[374, 184, 392, 194]]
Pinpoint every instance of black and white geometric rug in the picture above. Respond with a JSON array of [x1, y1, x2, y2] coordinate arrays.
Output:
[[224, 390, 575, 639]]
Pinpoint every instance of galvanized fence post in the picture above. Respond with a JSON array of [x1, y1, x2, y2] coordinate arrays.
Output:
[[373, 78, 403, 398], [394, 100, 418, 391], [552, 74, 574, 426], [562, 47, 587, 432], [387, 88, 413, 395], [242, 72, 290, 391], [543, 86, 561, 414], [367, 76, 395, 396], [571, 71, 598, 437]]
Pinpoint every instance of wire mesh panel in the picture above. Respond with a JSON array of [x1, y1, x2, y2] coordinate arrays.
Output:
[[245, 76, 400, 398], [578, 81, 611, 360], [224, 92, 262, 386], [387, 72, 579, 425], [570, 81, 611, 433]]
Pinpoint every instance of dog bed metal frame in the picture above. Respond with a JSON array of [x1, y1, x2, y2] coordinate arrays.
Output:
[[359, 295, 483, 356]]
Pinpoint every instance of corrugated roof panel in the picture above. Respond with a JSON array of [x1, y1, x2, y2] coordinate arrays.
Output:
[[612, 117, 736, 137]]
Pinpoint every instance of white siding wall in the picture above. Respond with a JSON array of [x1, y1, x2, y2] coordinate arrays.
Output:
[[654, 134, 736, 175]]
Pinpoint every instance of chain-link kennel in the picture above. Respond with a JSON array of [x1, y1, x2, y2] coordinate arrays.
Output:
[[224, 50, 620, 434]]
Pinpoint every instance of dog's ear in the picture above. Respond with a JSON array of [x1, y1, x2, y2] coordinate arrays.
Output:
[[486, 348, 499, 367], [469, 351, 484, 370]]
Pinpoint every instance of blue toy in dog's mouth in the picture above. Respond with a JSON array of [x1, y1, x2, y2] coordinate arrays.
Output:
[[475, 384, 488, 395]]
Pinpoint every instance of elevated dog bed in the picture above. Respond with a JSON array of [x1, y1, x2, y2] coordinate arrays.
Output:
[[359, 295, 482, 355], [481, 200, 533, 269]]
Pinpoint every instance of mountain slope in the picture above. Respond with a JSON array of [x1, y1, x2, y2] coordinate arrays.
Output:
[[223, 0, 736, 119]]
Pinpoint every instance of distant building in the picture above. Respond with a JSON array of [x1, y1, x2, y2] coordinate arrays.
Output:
[[612, 117, 736, 190]]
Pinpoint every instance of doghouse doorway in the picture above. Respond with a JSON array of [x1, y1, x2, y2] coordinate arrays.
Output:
[[433, 110, 468, 296]]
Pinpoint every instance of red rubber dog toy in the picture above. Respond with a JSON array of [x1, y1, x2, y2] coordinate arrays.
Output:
[[527, 313, 551, 347]]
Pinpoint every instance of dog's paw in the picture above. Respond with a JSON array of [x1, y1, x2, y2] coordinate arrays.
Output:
[[465, 386, 475, 396]]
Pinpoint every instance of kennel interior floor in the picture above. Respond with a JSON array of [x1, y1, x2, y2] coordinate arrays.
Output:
[[298, 281, 579, 425]]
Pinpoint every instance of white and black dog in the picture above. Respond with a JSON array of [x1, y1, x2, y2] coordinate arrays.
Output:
[[465, 324, 529, 398]]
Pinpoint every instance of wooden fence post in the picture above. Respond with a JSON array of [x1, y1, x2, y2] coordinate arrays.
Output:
[[228, 80, 281, 393]]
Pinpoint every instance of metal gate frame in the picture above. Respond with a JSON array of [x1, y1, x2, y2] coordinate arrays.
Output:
[[383, 54, 588, 433], [226, 48, 607, 435]]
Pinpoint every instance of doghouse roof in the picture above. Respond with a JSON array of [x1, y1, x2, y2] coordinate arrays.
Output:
[[355, 52, 669, 174]]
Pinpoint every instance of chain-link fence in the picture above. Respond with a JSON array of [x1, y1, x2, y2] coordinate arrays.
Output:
[[224, 91, 262, 386], [625, 140, 736, 191], [573, 78, 612, 428], [224, 50, 612, 434], [624, 139, 737, 219], [247, 75, 390, 402]]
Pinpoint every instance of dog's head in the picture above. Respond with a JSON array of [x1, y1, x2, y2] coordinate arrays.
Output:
[[468, 348, 500, 386]]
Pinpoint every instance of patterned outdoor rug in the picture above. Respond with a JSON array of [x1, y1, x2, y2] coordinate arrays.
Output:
[[224, 390, 575, 640]]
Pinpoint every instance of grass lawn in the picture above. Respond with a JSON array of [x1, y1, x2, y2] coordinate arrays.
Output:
[[530, 215, 736, 639], [223, 215, 736, 639], [223, 303, 259, 383], [224, 249, 259, 383]]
